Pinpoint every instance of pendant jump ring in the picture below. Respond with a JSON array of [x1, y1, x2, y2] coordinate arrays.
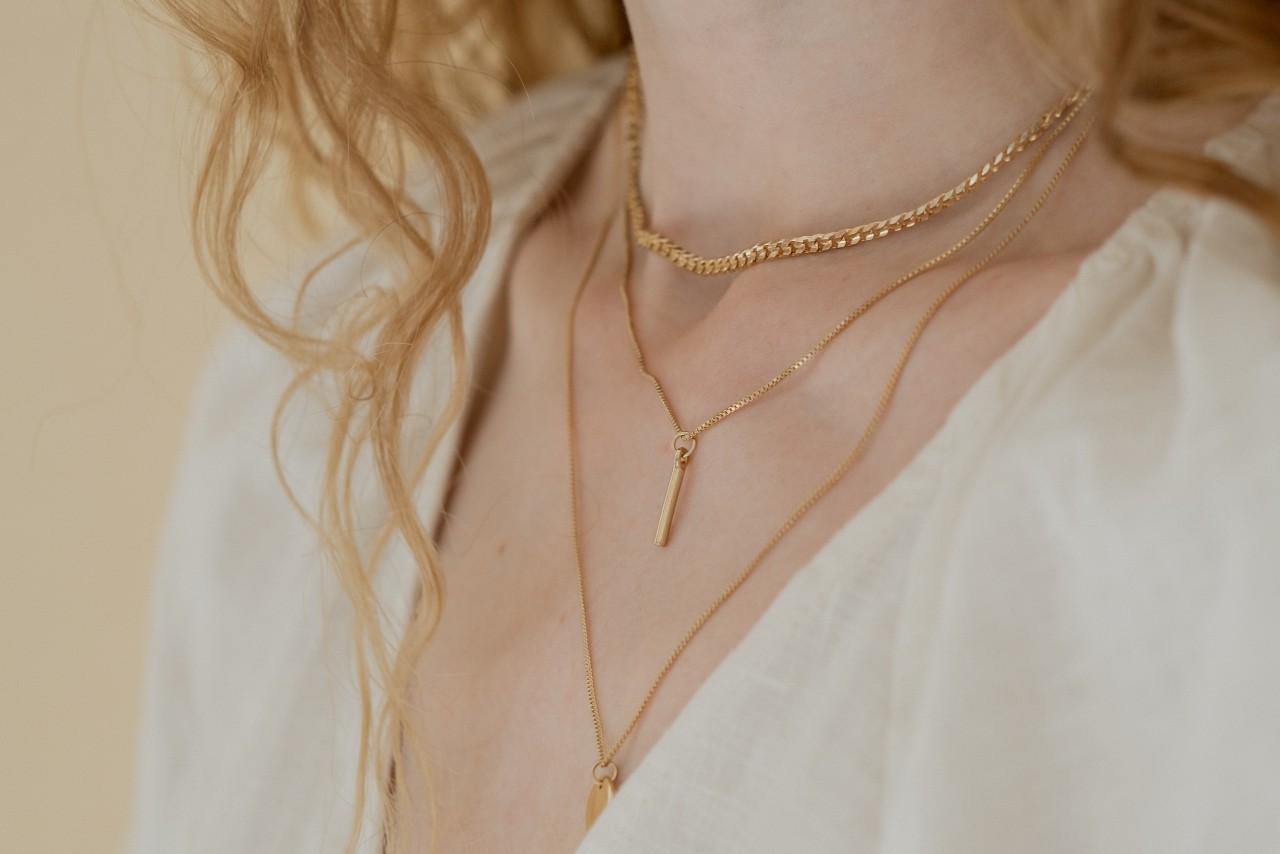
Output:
[[592, 760, 619, 782], [672, 431, 696, 456]]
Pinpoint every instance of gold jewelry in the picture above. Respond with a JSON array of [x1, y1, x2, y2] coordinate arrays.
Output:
[[569, 117, 1097, 829], [624, 57, 1089, 276], [627, 91, 1090, 546]]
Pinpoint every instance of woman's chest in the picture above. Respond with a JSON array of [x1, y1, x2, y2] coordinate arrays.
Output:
[[394, 339, 861, 853], [391, 238, 1090, 852], [396, 355, 923, 852]]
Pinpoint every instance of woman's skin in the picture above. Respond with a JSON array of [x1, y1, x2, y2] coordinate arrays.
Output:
[[392, 1, 1242, 851]]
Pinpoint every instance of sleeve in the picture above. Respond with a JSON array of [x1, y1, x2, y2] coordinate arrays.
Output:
[[127, 243, 382, 854]]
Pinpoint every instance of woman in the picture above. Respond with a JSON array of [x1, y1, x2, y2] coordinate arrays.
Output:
[[131, 0, 1280, 852]]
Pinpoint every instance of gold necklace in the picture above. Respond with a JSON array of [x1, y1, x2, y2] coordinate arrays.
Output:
[[624, 57, 1089, 276], [568, 117, 1096, 829], [626, 91, 1089, 547]]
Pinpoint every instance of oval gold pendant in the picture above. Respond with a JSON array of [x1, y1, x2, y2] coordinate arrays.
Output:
[[585, 778, 614, 828]]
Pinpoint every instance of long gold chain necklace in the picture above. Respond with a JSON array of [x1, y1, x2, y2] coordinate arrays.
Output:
[[628, 92, 1089, 546], [568, 117, 1096, 829], [624, 57, 1090, 276]]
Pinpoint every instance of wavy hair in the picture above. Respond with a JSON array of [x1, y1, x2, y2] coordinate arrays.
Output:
[[149, 0, 1280, 849]]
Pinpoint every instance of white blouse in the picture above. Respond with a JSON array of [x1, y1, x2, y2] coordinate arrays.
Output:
[[130, 56, 1280, 853]]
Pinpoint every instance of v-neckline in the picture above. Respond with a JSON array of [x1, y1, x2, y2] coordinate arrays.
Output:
[[569, 192, 1196, 847], [386, 57, 1274, 851]]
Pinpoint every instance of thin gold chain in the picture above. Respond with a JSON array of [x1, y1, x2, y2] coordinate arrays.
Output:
[[569, 118, 1097, 776], [622, 93, 1089, 441], [625, 57, 1090, 277], [567, 203, 621, 767]]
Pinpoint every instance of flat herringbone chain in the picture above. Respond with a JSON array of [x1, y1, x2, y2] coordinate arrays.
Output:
[[624, 57, 1089, 276]]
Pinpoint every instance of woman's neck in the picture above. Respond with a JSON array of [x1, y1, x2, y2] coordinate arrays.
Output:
[[622, 0, 1070, 256]]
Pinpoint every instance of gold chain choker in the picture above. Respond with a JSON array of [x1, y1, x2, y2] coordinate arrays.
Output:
[[624, 56, 1089, 276]]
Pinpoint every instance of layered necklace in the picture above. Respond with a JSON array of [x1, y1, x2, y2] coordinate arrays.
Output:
[[566, 61, 1094, 828]]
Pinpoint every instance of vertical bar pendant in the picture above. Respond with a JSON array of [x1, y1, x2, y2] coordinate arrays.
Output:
[[654, 449, 689, 547], [585, 777, 614, 828]]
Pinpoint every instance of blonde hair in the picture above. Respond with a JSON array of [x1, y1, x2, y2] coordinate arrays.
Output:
[[152, 0, 1280, 848]]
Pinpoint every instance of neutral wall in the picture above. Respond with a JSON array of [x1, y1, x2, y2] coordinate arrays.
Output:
[[1, 5, 227, 851]]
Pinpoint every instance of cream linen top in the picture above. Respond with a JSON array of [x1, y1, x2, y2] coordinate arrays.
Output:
[[130, 56, 1280, 854]]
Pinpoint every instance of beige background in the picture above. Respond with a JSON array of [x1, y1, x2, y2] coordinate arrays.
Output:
[[1, 4, 235, 851]]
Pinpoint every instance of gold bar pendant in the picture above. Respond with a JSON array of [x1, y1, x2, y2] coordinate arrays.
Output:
[[654, 448, 690, 547], [585, 777, 613, 828]]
